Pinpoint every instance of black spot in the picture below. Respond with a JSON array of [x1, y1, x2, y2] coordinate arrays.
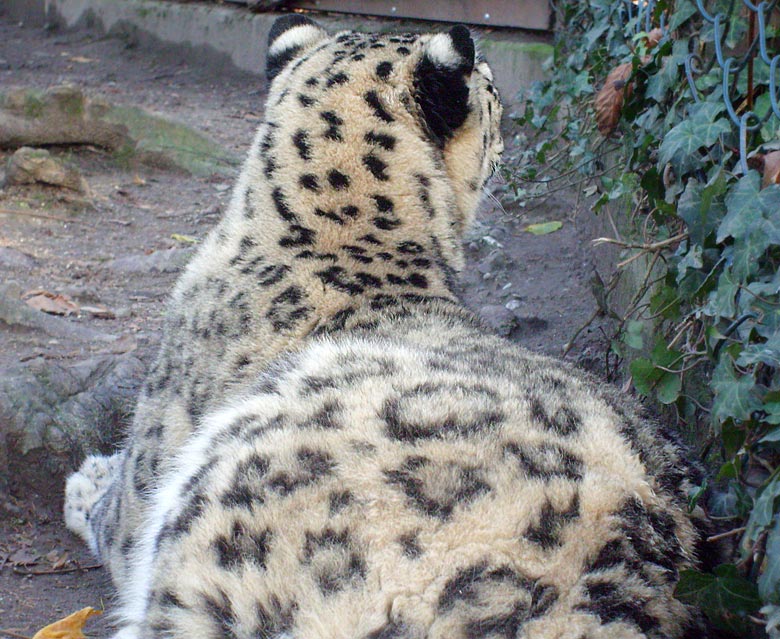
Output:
[[365, 131, 396, 150], [372, 195, 394, 212], [316, 266, 365, 296], [298, 94, 315, 107], [343, 245, 373, 264], [359, 233, 383, 245], [256, 263, 290, 287], [305, 77, 319, 86], [397, 240, 425, 254], [213, 522, 272, 570], [504, 442, 583, 482], [373, 216, 402, 231], [342, 205, 360, 218], [320, 111, 344, 141], [577, 581, 659, 633], [328, 169, 351, 190], [293, 129, 311, 160], [299, 173, 320, 192], [397, 46, 410, 55], [385, 456, 490, 520], [365, 90, 395, 122], [279, 225, 316, 248], [314, 208, 345, 225], [329, 490, 353, 515], [356, 272, 383, 288], [159, 590, 187, 609], [303, 528, 367, 595], [305, 401, 343, 430], [363, 154, 389, 180], [202, 590, 236, 638], [530, 398, 581, 436], [272, 187, 296, 222], [326, 71, 349, 87], [376, 61, 393, 79], [266, 285, 312, 331], [398, 531, 422, 559], [524, 493, 580, 549], [267, 448, 335, 495]]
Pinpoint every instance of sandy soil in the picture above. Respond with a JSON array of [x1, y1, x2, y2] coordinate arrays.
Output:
[[0, 13, 610, 637]]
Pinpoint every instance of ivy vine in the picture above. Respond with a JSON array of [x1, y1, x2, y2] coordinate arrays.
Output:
[[502, 0, 780, 634]]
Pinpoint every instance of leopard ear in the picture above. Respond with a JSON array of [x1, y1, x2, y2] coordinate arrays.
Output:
[[266, 15, 328, 82], [415, 26, 476, 145]]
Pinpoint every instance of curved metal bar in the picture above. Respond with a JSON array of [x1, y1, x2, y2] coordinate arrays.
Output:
[[685, 53, 703, 103], [713, 14, 727, 68], [722, 58, 742, 125], [696, 0, 717, 22], [757, 1, 772, 64], [771, 55, 780, 119]]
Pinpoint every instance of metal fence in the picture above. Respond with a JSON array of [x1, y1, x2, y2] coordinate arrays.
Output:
[[628, 0, 780, 174]]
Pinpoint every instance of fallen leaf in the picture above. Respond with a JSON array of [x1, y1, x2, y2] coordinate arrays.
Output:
[[132, 174, 147, 186], [9, 547, 39, 566], [526, 221, 563, 235], [80, 304, 116, 319], [52, 553, 70, 570], [68, 56, 97, 64], [595, 62, 634, 135], [645, 27, 664, 49], [171, 233, 198, 244], [23, 290, 80, 316], [763, 151, 780, 188], [32, 608, 101, 639]]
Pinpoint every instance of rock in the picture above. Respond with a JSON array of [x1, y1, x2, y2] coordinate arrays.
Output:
[[0, 283, 117, 342], [5, 146, 89, 193], [0, 353, 145, 493], [480, 304, 519, 338], [0, 246, 38, 269], [103, 247, 194, 274]]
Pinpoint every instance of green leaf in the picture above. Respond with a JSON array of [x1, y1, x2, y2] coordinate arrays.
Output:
[[675, 566, 760, 634], [711, 357, 761, 424], [525, 221, 563, 235], [737, 333, 780, 368], [630, 358, 656, 396], [760, 515, 780, 602], [745, 472, 780, 544], [624, 320, 644, 350], [677, 172, 727, 245], [656, 370, 682, 404], [658, 102, 731, 173]]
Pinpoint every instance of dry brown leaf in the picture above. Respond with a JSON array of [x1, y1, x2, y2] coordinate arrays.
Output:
[[763, 151, 780, 188], [32, 608, 101, 639], [23, 290, 80, 316], [80, 304, 116, 319], [645, 28, 664, 49], [595, 62, 634, 135]]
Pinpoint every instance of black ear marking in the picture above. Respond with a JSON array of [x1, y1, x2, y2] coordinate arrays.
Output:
[[414, 26, 476, 145], [266, 15, 327, 82]]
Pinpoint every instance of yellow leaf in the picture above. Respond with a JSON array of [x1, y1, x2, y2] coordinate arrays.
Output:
[[32, 607, 101, 639], [171, 233, 198, 244], [525, 221, 563, 235]]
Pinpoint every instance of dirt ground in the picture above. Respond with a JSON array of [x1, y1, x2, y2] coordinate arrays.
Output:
[[0, 13, 610, 637]]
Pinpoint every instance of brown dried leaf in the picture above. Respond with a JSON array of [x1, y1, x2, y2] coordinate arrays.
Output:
[[763, 151, 780, 188], [80, 304, 116, 319], [9, 547, 39, 566], [645, 28, 664, 49], [595, 62, 634, 136], [32, 608, 101, 639], [22, 290, 80, 316]]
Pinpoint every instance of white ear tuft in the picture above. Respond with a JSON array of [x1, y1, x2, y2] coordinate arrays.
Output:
[[266, 15, 327, 81]]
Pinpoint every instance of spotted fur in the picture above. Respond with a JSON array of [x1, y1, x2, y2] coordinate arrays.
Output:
[[65, 17, 713, 639]]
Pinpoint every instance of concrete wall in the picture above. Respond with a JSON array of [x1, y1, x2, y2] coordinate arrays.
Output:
[[4, 0, 551, 107]]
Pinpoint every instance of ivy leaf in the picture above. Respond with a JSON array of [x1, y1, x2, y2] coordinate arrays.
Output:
[[675, 566, 761, 634], [711, 357, 761, 424], [745, 473, 780, 544], [677, 172, 727, 245], [737, 333, 780, 367], [760, 515, 780, 603], [658, 102, 730, 173]]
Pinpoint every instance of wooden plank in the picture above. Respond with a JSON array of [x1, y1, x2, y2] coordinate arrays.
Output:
[[284, 0, 552, 31]]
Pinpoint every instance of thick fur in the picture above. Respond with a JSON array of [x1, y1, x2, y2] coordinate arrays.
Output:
[[65, 19, 712, 639]]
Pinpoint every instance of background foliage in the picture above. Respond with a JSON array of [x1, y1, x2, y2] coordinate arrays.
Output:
[[503, 0, 780, 634]]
